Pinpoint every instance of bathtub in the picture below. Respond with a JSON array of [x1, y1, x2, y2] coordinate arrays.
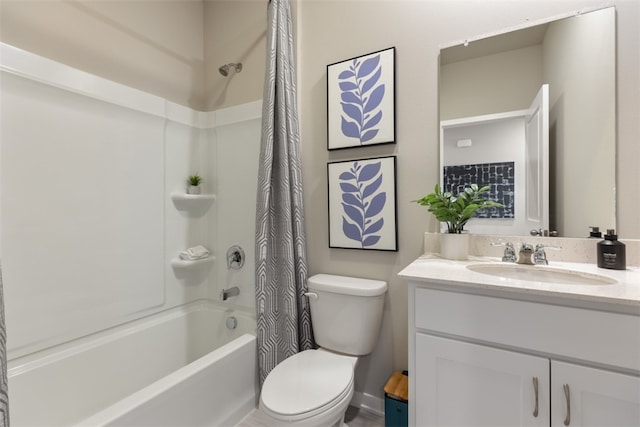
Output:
[[8, 301, 258, 426]]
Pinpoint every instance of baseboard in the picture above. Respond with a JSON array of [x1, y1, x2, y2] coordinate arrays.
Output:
[[350, 391, 385, 417]]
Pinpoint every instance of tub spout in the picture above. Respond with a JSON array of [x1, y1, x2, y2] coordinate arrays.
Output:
[[220, 286, 240, 301]]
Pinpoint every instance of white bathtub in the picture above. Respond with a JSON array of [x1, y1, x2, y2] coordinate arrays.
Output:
[[8, 302, 258, 426]]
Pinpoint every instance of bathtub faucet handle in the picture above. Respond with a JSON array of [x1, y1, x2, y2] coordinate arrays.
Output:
[[226, 245, 245, 270]]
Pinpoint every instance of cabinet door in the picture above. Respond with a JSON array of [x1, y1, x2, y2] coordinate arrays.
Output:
[[415, 334, 549, 426], [551, 361, 640, 427]]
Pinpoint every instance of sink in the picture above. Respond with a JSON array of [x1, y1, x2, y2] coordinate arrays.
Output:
[[466, 263, 617, 285]]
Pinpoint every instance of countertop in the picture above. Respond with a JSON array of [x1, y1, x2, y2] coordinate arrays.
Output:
[[398, 255, 640, 308]]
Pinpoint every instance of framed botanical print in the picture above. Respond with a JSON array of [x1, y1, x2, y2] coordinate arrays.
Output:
[[327, 47, 396, 150], [327, 156, 397, 251]]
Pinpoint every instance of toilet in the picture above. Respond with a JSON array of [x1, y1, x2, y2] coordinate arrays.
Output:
[[259, 274, 387, 427]]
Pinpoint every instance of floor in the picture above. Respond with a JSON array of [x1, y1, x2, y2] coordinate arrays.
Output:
[[344, 406, 386, 427], [236, 405, 385, 427]]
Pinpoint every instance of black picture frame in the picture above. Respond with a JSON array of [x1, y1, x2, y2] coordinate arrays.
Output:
[[327, 47, 396, 151], [327, 156, 398, 251]]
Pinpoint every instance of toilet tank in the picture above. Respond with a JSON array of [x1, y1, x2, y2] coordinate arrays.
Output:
[[307, 274, 387, 356]]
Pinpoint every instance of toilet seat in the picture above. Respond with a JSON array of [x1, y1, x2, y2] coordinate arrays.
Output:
[[260, 349, 355, 422]]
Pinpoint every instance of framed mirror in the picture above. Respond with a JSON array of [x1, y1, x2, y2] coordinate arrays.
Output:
[[439, 6, 616, 238]]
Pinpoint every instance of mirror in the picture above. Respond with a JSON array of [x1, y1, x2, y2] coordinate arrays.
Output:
[[439, 6, 616, 238]]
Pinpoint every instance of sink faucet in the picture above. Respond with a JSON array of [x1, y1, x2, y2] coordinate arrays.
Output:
[[517, 243, 535, 265], [502, 242, 517, 263], [534, 244, 548, 265], [533, 243, 561, 265], [491, 241, 517, 263], [494, 241, 561, 265]]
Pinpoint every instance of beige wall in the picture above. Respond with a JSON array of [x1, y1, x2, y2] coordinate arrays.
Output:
[[204, 0, 266, 111], [0, 0, 267, 111], [440, 45, 543, 119], [298, 0, 639, 399], [0, 0, 207, 109]]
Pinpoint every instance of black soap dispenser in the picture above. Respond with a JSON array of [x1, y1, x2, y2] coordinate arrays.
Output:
[[589, 226, 602, 238], [597, 229, 626, 270]]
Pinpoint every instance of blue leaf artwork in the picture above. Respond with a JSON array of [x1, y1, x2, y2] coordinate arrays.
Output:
[[338, 54, 385, 144], [339, 161, 386, 247]]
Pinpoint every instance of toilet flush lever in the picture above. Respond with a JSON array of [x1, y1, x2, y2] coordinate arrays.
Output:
[[304, 292, 318, 299]]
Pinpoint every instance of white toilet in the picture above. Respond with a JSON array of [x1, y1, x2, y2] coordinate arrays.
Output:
[[259, 274, 387, 427]]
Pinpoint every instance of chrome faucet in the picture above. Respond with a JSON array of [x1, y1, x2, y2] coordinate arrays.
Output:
[[220, 286, 240, 301], [533, 243, 561, 265], [517, 243, 535, 265], [491, 241, 517, 263], [534, 244, 548, 265], [494, 240, 561, 265]]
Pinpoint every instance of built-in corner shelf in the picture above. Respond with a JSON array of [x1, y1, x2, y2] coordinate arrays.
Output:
[[170, 192, 216, 214], [170, 256, 216, 269]]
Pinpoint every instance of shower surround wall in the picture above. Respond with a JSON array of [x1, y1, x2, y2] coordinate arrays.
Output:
[[0, 43, 260, 360]]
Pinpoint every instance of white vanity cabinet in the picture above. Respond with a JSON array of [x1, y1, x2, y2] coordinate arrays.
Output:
[[415, 333, 550, 426], [550, 361, 640, 427], [408, 283, 640, 427]]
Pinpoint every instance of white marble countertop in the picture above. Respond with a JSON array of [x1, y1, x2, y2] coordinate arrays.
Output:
[[399, 255, 640, 308]]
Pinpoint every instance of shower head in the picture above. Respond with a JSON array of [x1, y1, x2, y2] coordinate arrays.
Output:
[[219, 62, 243, 76]]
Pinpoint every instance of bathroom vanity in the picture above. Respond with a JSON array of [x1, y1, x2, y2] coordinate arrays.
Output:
[[399, 256, 640, 427]]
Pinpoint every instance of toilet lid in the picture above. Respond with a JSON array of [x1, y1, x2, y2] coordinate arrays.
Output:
[[260, 350, 354, 419]]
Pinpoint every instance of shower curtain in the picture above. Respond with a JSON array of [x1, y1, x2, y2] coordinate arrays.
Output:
[[255, 0, 314, 386], [0, 263, 8, 426]]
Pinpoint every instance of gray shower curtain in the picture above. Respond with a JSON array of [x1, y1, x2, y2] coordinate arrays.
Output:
[[0, 263, 8, 426], [255, 0, 314, 387]]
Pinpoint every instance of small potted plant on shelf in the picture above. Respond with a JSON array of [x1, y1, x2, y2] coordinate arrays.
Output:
[[187, 173, 203, 195], [414, 183, 502, 259]]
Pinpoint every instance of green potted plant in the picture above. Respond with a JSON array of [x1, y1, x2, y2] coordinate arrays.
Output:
[[187, 173, 203, 194], [414, 183, 503, 259]]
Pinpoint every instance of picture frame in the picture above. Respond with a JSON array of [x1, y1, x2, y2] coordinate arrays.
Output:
[[327, 47, 396, 150], [327, 156, 397, 251]]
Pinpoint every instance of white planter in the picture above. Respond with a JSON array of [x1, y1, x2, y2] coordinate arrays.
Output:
[[187, 185, 201, 195], [440, 233, 469, 260]]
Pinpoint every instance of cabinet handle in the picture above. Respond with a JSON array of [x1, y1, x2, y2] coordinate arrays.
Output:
[[532, 377, 539, 417], [563, 383, 571, 426]]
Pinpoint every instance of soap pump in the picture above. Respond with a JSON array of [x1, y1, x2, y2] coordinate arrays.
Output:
[[597, 229, 626, 270], [589, 226, 602, 238]]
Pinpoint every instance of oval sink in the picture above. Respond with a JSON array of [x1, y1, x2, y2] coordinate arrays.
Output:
[[466, 263, 617, 285]]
